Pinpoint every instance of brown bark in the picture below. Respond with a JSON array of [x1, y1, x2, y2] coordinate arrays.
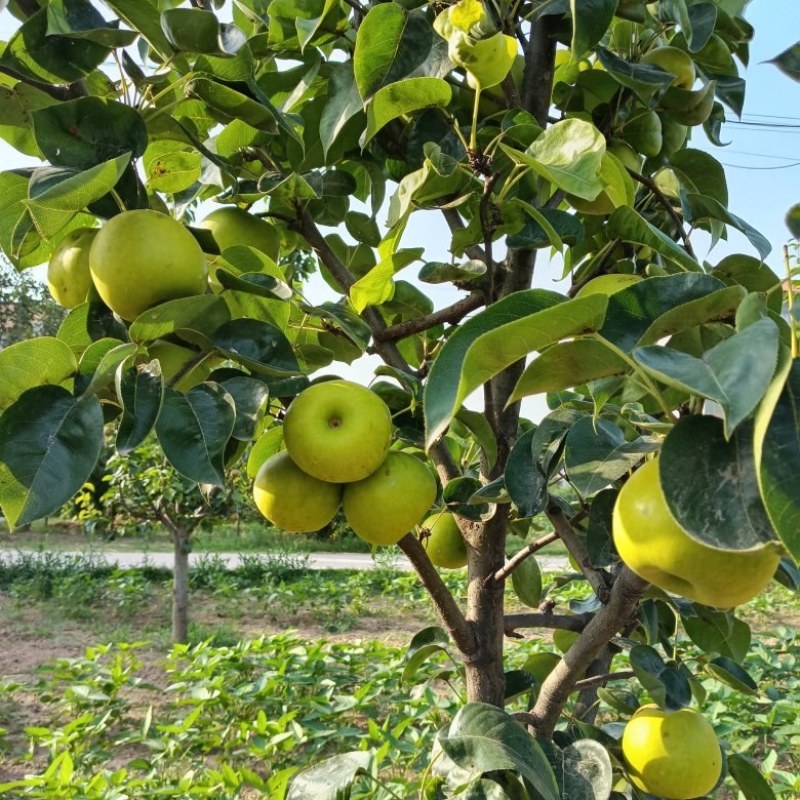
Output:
[[171, 527, 191, 644]]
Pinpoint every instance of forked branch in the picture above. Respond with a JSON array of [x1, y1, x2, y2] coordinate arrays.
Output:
[[490, 532, 558, 584]]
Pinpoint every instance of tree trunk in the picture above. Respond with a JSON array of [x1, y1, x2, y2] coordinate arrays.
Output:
[[171, 526, 190, 644]]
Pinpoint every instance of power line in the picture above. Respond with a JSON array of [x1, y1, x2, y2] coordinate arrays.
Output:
[[718, 160, 800, 170], [725, 150, 800, 161]]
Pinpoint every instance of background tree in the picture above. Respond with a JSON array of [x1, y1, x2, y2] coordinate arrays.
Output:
[[0, 259, 64, 348], [0, 0, 798, 797]]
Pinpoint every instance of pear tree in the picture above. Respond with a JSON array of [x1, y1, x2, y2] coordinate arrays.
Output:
[[0, 0, 798, 797]]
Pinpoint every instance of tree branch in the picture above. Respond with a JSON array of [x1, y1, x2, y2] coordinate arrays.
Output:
[[627, 168, 696, 260], [528, 567, 649, 738], [0, 64, 86, 101], [571, 669, 634, 693], [374, 292, 484, 342], [504, 612, 592, 637], [398, 533, 476, 656], [490, 532, 558, 584], [520, 13, 558, 127], [546, 499, 612, 603]]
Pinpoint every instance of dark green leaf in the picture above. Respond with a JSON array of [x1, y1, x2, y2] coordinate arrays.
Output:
[[755, 358, 800, 560], [786, 203, 800, 239], [558, 739, 614, 800], [669, 148, 728, 206], [0, 386, 103, 527], [418, 260, 486, 284], [32, 98, 147, 170], [660, 415, 777, 550], [116, 359, 164, 454], [598, 273, 726, 352], [103, 0, 173, 60], [505, 428, 548, 518], [212, 319, 301, 377], [685, 194, 770, 259], [457, 409, 498, 471], [706, 657, 758, 694], [46, 0, 138, 47], [586, 488, 617, 568], [565, 417, 656, 497], [728, 754, 777, 800], [403, 626, 451, 684], [220, 376, 269, 441], [439, 703, 559, 800], [686, 3, 717, 51], [287, 751, 373, 800], [444, 476, 488, 521], [607, 207, 702, 273], [767, 41, 800, 82], [571, 0, 617, 57], [188, 78, 278, 133], [629, 644, 692, 711], [682, 606, 751, 661], [510, 557, 544, 608], [595, 47, 675, 100], [155, 385, 235, 486], [633, 318, 779, 437]]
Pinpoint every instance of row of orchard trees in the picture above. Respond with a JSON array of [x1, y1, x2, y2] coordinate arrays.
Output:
[[0, 0, 799, 797]]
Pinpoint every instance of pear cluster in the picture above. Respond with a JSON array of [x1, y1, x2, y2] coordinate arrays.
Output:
[[252, 380, 437, 545]]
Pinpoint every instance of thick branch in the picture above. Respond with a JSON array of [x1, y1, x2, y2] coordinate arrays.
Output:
[[628, 168, 696, 260], [490, 532, 558, 584], [504, 612, 592, 637], [546, 500, 611, 603], [398, 533, 476, 655], [520, 13, 558, 126], [0, 64, 85, 101], [374, 292, 484, 342], [528, 567, 649, 738]]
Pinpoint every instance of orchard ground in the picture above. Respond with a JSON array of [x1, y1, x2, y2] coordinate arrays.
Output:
[[0, 553, 798, 796]]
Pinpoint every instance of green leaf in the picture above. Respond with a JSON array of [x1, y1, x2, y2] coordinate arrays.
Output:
[[685, 194, 771, 259], [102, 0, 174, 60], [607, 207, 702, 273], [402, 626, 451, 684], [287, 751, 373, 800], [767, 41, 800, 82], [512, 340, 628, 401], [143, 141, 202, 194], [595, 47, 674, 100], [727, 754, 777, 800], [0, 83, 57, 159], [115, 359, 164, 455], [425, 291, 608, 448], [320, 63, 365, 157], [32, 98, 147, 170], [364, 77, 451, 144], [660, 415, 778, 550], [682, 606, 751, 661], [128, 296, 232, 344], [669, 148, 728, 206], [598, 273, 727, 352], [211, 319, 301, 377], [456, 409, 498, 471], [438, 703, 559, 800], [505, 428, 548, 518], [706, 656, 758, 694], [246, 426, 283, 479], [0, 9, 108, 84], [419, 260, 486, 284], [188, 78, 278, 133], [586, 488, 616, 568], [633, 318, 779, 438], [564, 417, 656, 497], [629, 644, 692, 711], [0, 337, 77, 412], [755, 358, 800, 561], [570, 0, 617, 57], [660, 80, 717, 126], [500, 119, 605, 200], [161, 8, 230, 54], [353, 4, 432, 99], [786, 203, 800, 239], [83, 342, 137, 396], [686, 3, 717, 51], [511, 556, 544, 608], [0, 386, 103, 527], [444, 476, 487, 521], [350, 248, 423, 312], [155, 385, 235, 486], [506, 206, 584, 251]]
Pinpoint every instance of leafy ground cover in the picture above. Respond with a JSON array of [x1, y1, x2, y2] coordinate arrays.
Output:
[[0, 555, 797, 798]]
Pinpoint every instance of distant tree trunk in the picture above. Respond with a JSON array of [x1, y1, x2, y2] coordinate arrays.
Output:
[[171, 526, 191, 643]]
